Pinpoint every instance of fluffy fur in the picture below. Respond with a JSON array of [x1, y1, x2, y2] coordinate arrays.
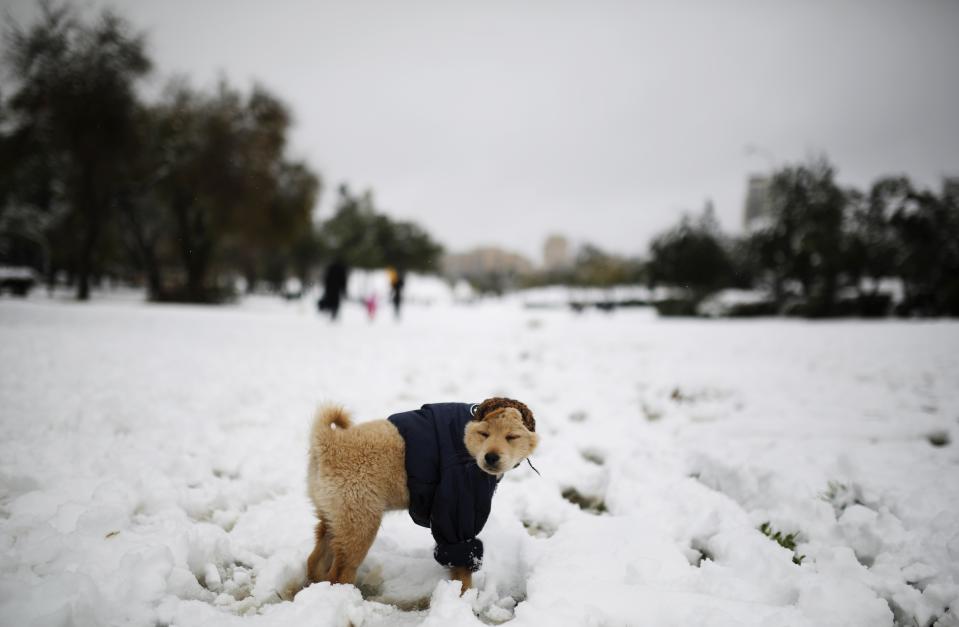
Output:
[[306, 401, 538, 592]]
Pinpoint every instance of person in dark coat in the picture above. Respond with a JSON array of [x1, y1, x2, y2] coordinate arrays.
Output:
[[319, 258, 348, 320], [389, 267, 405, 319]]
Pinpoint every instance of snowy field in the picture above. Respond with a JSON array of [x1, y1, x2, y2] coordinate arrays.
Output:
[[2, 294, 958, 627]]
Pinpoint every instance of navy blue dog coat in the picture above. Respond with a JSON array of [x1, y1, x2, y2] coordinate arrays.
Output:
[[387, 402, 499, 571]]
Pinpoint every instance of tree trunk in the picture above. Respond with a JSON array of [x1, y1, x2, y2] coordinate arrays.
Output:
[[76, 267, 90, 300], [74, 159, 103, 302], [186, 254, 208, 302], [821, 272, 838, 316], [120, 200, 164, 301], [46, 264, 57, 295], [173, 200, 213, 303], [75, 216, 99, 301], [145, 261, 163, 300]]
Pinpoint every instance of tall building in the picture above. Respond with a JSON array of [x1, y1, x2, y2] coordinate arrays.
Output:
[[542, 235, 570, 271], [743, 175, 772, 230], [943, 175, 959, 199]]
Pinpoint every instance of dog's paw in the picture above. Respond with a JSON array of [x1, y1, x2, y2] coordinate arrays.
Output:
[[355, 565, 384, 599]]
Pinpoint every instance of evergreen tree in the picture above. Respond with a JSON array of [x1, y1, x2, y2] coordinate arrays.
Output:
[[762, 159, 847, 315], [890, 183, 959, 315], [647, 202, 733, 298]]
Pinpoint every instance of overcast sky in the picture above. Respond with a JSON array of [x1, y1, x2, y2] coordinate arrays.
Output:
[[7, 0, 959, 261]]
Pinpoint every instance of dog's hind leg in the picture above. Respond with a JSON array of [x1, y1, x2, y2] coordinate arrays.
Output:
[[306, 519, 332, 583], [326, 502, 382, 585], [449, 566, 473, 593]]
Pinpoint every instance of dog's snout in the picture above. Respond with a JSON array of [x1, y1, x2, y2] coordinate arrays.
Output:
[[484, 452, 500, 466]]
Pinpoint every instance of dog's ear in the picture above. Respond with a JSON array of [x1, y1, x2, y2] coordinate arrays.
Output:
[[476, 397, 535, 433]]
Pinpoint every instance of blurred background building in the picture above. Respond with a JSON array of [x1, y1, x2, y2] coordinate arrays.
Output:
[[542, 235, 571, 272], [442, 247, 533, 277], [442, 247, 534, 294], [743, 175, 772, 231], [943, 176, 959, 199]]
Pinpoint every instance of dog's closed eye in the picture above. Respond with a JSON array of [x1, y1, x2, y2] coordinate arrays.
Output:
[[479, 432, 490, 438], [505, 435, 520, 441]]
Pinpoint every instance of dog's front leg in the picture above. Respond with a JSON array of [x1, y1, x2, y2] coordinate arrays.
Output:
[[449, 566, 472, 593]]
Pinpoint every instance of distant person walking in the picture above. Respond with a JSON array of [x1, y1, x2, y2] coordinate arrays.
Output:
[[388, 267, 406, 319], [319, 258, 348, 320], [364, 293, 378, 321]]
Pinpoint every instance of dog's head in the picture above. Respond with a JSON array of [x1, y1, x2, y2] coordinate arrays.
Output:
[[464, 397, 538, 476]]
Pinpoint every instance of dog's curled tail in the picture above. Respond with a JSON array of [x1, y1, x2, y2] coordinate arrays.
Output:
[[310, 404, 352, 464], [312, 404, 352, 437]]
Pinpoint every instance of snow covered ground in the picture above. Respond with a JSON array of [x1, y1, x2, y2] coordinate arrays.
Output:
[[1, 293, 958, 627]]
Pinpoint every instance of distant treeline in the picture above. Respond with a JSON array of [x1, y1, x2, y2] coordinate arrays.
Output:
[[0, 4, 442, 302], [3, 7, 955, 316], [525, 160, 959, 317], [649, 161, 958, 317]]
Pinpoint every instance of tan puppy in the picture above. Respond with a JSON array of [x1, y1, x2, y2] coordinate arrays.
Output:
[[306, 399, 538, 592]]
